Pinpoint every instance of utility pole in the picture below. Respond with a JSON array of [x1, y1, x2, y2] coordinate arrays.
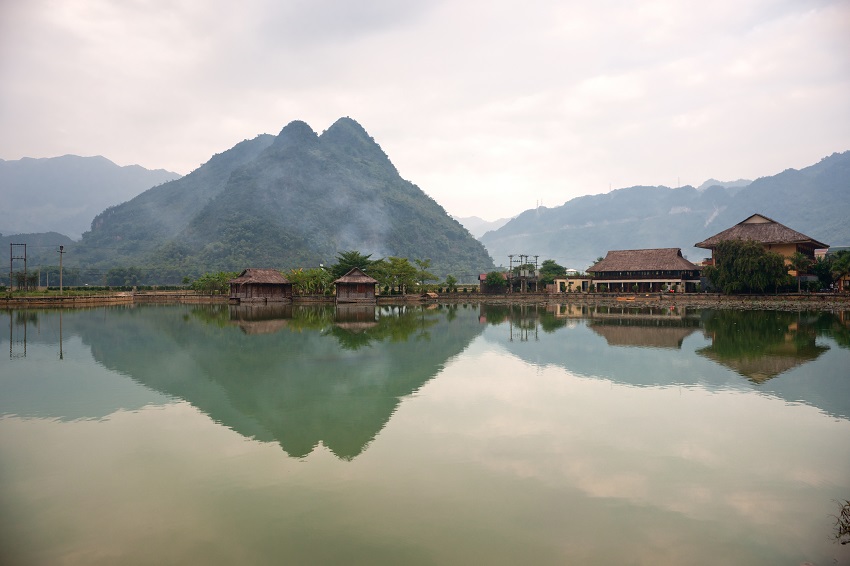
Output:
[[58, 245, 65, 294], [10, 243, 27, 292]]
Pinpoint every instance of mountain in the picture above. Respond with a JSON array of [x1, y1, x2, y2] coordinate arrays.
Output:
[[0, 155, 180, 239], [1, 232, 76, 275], [480, 151, 850, 271], [696, 178, 751, 192], [74, 118, 494, 281], [453, 215, 513, 238]]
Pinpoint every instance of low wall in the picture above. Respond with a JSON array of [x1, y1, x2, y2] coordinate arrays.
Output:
[[3, 291, 848, 312]]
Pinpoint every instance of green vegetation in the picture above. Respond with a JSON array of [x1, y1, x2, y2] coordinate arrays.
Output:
[[813, 250, 850, 291], [287, 267, 334, 295], [414, 258, 437, 287], [65, 118, 493, 284], [191, 271, 238, 294], [538, 259, 567, 285], [330, 250, 377, 279], [703, 239, 789, 294], [483, 271, 507, 293], [788, 251, 812, 293], [372, 257, 419, 294]]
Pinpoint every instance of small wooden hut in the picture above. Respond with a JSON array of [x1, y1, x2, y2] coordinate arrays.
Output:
[[229, 269, 293, 304], [334, 267, 378, 303]]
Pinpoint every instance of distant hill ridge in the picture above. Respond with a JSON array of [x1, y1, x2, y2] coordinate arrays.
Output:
[[480, 151, 850, 271], [0, 155, 180, 239]]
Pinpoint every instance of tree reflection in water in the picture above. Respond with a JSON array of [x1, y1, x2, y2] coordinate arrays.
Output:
[[697, 310, 830, 383]]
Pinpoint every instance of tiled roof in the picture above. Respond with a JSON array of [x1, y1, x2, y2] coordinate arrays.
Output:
[[695, 213, 829, 249], [588, 248, 698, 273]]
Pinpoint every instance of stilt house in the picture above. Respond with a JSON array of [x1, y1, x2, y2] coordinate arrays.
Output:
[[695, 214, 829, 264], [229, 268, 293, 303], [334, 267, 378, 303], [587, 248, 701, 293]]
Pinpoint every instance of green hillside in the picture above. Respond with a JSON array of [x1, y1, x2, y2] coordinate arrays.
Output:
[[481, 151, 850, 271], [71, 118, 493, 283]]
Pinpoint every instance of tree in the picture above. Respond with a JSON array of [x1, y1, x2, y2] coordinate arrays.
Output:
[[372, 257, 417, 294], [287, 267, 334, 295], [831, 250, 850, 290], [444, 274, 458, 292], [414, 258, 437, 287], [788, 251, 812, 293], [538, 259, 566, 285], [191, 271, 238, 294], [812, 256, 835, 290], [483, 271, 507, 293], [704, 239, 789, 294], [13, 271, 27, 291], [105, 266, 143, 286], [331, 250, 377, 279]]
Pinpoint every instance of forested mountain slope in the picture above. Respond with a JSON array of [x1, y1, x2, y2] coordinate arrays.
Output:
[[74, 118, 493, 281], [480, 151, 849, 270]]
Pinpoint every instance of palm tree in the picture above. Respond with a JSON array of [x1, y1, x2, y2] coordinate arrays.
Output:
[[789, 252, 812, 293]]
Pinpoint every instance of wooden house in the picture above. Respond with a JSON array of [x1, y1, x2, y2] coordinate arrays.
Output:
[[228, 269, 293, 304], [334, 267, 378, 303], [587, 248, 701, 293], [695, 214, 829, 265]]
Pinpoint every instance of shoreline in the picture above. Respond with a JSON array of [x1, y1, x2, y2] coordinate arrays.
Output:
[[2, 291, 849, 312]]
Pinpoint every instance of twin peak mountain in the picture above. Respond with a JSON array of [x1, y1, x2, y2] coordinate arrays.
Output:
[[79, 117, 494, 279]]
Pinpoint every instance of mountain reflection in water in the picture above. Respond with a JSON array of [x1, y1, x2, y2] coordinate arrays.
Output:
[[94, 304, 481, 459], [478, 303, 850, 420], [4, 304, 850, 456]]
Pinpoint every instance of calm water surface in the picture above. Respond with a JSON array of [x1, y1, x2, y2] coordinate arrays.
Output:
[[1, 303, 849, 565]]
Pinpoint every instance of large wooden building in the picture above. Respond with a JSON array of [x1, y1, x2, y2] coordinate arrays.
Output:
[[334, 267, 378, 303], [695, 214, 829, 264], [229, 269, 293, 304], [587, 248, 702, 293]]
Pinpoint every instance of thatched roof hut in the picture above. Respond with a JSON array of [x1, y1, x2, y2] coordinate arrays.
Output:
[[334, 267, 378, 303], [695, 214, 828, 258], [229, 268, 293, 303], [589, 248, 699, 274], [587, 248, 701, 293]]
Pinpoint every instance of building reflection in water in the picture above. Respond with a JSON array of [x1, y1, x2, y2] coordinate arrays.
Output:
[[696, 310, 830, 383]]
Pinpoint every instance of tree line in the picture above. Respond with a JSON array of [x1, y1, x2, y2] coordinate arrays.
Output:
[[188, 250, 445, 295]]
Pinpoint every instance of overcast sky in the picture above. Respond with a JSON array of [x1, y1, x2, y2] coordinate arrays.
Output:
[[1, 0, 848, 220]]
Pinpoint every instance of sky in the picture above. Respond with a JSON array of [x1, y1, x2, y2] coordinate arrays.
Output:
[[1, 0, 849, 221]]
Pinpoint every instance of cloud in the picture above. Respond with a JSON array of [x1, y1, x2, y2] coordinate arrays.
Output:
[[1, 0, 848, 219]]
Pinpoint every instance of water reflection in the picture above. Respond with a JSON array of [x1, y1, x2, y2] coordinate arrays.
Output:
[[4, 304, 850, 445], [479, 304, 850, 420], [587, 308, 700, 350], [697, 310, 830, 383], [84, 304, 483, 459], [229, 303, 293, 334]]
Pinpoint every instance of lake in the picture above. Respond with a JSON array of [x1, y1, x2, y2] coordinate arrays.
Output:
[[2, 303, 849, 565]]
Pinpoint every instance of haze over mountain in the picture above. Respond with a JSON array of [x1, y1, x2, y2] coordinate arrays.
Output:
[[696, 178, 752, 192], [480, 151, 850, 271], [73, 117, 494, 281], [453, 215, 513, 239], [0, 155, 180, 239]]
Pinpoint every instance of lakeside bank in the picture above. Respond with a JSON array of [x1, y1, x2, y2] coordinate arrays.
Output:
[[3, 290, 850, 312]]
